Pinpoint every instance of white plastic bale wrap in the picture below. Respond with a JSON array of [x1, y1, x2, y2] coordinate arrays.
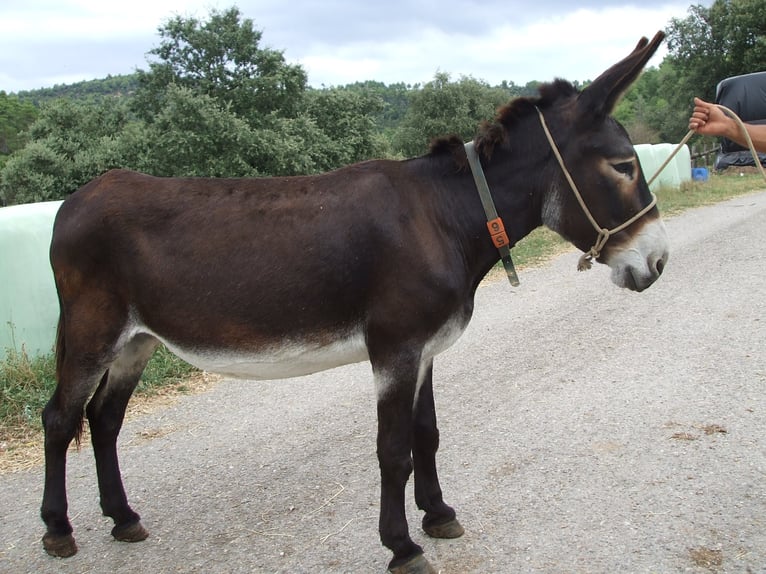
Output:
[[0, 201, 63, 359], [635, 142, 691, 192]]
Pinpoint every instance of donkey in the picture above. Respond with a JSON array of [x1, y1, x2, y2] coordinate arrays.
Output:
[[41, 32, 667, 573]]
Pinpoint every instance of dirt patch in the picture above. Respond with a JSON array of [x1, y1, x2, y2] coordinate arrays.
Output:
[[671, 432, 698, 441], [665, 422, 728, 442], [701, 424, 727, 436], [689, 546, 723, 571]]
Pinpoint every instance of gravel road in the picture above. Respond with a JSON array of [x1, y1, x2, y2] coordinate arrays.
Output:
[[2, 191, 766, 574]]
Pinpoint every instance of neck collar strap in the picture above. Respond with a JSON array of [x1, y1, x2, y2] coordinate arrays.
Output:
[[464, 141, 520, 287]]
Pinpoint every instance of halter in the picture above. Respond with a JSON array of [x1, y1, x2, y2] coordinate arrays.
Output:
[[535, 107, 658, 272]]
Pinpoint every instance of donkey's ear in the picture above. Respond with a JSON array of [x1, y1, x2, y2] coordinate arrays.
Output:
[[577, 31, 665, 120]]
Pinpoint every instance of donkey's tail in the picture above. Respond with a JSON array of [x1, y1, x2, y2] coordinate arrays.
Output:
[[54, 308, 66, 391], [53, 305, 86, 447]]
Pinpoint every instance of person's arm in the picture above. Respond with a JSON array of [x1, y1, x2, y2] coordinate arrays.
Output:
[[689, 97, 766, 153]]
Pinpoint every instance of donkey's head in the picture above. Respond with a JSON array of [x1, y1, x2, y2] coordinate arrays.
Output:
[[534, 32, 669, 292]]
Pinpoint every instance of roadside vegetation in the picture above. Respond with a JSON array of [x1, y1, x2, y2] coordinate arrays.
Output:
[[1, 344, 200, 468]]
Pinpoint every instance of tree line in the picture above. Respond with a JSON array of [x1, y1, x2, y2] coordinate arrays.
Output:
[[1, 0, 764, 206]]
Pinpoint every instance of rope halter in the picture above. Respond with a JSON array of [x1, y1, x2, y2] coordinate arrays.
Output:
[[535, 107, 658, 271]]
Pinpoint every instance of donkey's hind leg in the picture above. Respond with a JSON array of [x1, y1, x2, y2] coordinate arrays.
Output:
[[86, 334, 159, 543], [41, 339, 113, 557], [413, 361, 464, 539]]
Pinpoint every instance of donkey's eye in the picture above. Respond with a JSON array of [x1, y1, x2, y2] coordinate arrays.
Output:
[[612, 161, 635, 178]]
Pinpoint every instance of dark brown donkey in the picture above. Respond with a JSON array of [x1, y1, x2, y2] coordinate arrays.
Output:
[[42, 33, 668, 573]]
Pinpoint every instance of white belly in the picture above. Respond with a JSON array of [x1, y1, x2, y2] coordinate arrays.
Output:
[[164, 333, 369, 379]]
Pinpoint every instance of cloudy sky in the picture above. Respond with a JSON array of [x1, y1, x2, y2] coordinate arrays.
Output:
[[1, 1, 706, 93]]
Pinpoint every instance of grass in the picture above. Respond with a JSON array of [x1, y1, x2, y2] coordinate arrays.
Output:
[[656, 171, 765, 215], [0, 344, 198, 456], [1, 171, 764, 464], [0, 349, 57, 439], [511, 227, 568, 269], [136, 344, 199, 396]]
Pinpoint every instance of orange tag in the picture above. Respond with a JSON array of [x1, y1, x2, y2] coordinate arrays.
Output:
[[486, 217, 509, 248]]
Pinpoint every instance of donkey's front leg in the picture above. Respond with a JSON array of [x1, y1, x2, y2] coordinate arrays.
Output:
[[374, 354, 436, 574], [413, 361, 464, 539]]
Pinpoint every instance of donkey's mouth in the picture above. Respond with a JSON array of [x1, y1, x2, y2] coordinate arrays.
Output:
[[613, 252, 667, 292], [607, 219, 669, 292], [623, 271, 640, 292]]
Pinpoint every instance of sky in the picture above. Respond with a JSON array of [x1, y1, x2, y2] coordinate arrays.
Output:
[[0, 1, 707, 93]]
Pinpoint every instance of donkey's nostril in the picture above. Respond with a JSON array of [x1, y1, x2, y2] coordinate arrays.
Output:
[[655, 257, 665, 275]]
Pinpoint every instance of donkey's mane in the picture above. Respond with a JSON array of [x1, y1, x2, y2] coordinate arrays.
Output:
[[428, 78, 579, 162]]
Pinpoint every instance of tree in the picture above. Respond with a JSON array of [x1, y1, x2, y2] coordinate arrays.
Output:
[[613, 68, 666, 143], [133, 7, 306, 126], [0, 92, 37, 161], [0, 98, 132, 205], [392, 73, 508, 157], [131, 84, 390, 178], [662, 0, 766, 140], [15, 74, 140, 107], [129, 85, 260, 178], [342, 81, 412, 134], [303, 87, 388, 167], [666, 0, 766, 100], [129, 7, 389, 177]]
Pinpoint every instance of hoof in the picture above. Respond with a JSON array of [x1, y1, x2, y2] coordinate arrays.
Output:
[[423, 517, 465, 539], [42, 532, 78, 558], [112, 521, 149, 543], [388, 553, 437, 574]]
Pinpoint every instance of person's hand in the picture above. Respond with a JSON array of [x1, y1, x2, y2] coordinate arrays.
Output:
[[689, 97, 735, 139]]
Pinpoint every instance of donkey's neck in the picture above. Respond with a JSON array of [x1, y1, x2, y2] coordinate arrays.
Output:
[[408, 144, 546, 292]]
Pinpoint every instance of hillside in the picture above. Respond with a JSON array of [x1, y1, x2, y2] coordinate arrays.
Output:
[[14, 74, 140, 106]]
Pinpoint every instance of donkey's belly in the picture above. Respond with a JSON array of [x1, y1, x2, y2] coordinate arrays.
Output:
[[131, 309, 469, 381], [160, 331, 370, 380]]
